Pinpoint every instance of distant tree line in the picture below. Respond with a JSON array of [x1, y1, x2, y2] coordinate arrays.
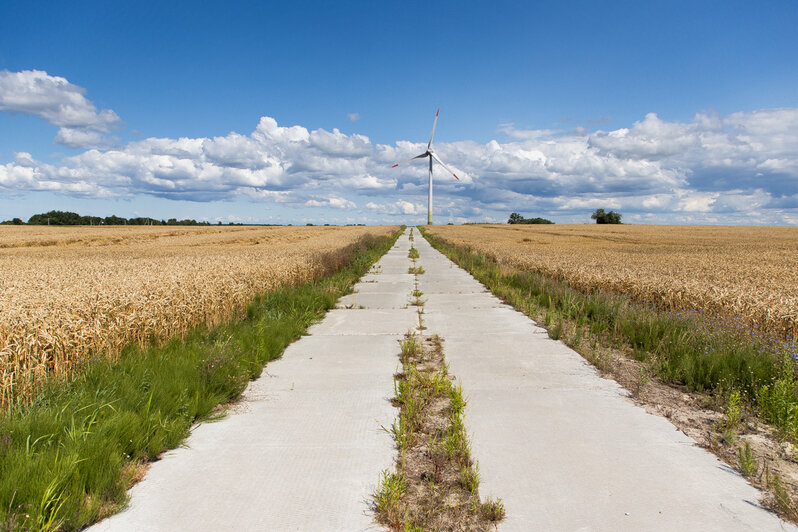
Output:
[[507, 212, 554, 225], [2, 210, 213, 226]]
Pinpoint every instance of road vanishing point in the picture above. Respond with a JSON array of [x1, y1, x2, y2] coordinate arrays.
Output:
[[91, 228, 795, 531]]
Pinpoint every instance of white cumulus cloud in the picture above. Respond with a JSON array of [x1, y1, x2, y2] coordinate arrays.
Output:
[[0, 69, 120, 148], [305, 197, 356, 209], [365, 200, 425, 215]]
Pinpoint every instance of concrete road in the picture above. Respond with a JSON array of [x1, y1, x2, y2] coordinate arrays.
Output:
[[90, 233, 417, 531], [413, 229, 795, 531]]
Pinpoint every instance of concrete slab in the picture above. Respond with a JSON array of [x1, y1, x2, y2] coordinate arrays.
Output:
[[361, 273, 415, 283], [336, 291, 411, 309], [354, 277, 415, 295], [90, 231, 418, 532], [422, 306, 545, 337], [417, 273, 488, 294], [309, 308, 417, 336], [372, 261, 415, 275], [420, 292, 504, 310], [411, 229, 795, 532]]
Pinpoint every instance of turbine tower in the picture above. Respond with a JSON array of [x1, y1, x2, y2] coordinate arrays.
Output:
[[392, 109, 460, 224]]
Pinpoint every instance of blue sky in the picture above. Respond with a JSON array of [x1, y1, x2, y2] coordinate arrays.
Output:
[[1, 0, 797, 225]]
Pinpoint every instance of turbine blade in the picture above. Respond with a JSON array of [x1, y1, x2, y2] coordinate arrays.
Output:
[[428, 108, 439, 149], [430, 152, 460, 180], [391, 153, 428, 168]]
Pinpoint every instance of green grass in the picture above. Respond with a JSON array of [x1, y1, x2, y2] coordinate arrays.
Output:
[[479, 497, 505, 522], [767, 469, 798, 521], [0, 229, 402, 531], [738, 442, 757, 477], [374, 470, 407, 527], [419, 227, 798, 440]]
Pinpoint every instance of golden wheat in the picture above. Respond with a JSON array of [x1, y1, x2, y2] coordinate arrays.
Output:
[[0, 225, 395, 408], [425, 224, 798, 339]]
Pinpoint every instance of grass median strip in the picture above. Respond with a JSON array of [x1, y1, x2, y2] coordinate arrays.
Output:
[[375, 333, 504, 531], [0, 229, 402, 531]]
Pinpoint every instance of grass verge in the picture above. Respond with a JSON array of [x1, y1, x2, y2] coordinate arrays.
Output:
[[375, 333, 504, 530], [0, 228, 403, 531], [419, 226, 798, 521]]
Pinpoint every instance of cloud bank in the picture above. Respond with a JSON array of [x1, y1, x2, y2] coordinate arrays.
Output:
[[1, 70, 797, 224], [0, 70, 120, 148]]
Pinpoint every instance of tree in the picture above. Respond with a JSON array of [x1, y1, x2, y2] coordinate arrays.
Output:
[[104, 215, 126, 225], [508, 212, 525, 224], [591, 209, 622, 224], [590, 209, 606, 223]]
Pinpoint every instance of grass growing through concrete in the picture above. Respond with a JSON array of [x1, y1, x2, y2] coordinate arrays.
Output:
[[408, 240, 425, 275], [0, 229, 402, 531], [375, 333, 504, 530], [410, 288, 425, 308]]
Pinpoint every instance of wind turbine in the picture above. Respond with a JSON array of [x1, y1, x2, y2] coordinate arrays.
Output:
[[392, 109, 460, 225]]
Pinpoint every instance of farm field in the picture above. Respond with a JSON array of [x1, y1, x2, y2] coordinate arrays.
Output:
[[0, 225, 396, 408], [424, 224, 798, 340]]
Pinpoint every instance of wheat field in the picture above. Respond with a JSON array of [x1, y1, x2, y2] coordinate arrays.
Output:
[[0, 225, 395, 408], [425, 224, 798, 340]]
